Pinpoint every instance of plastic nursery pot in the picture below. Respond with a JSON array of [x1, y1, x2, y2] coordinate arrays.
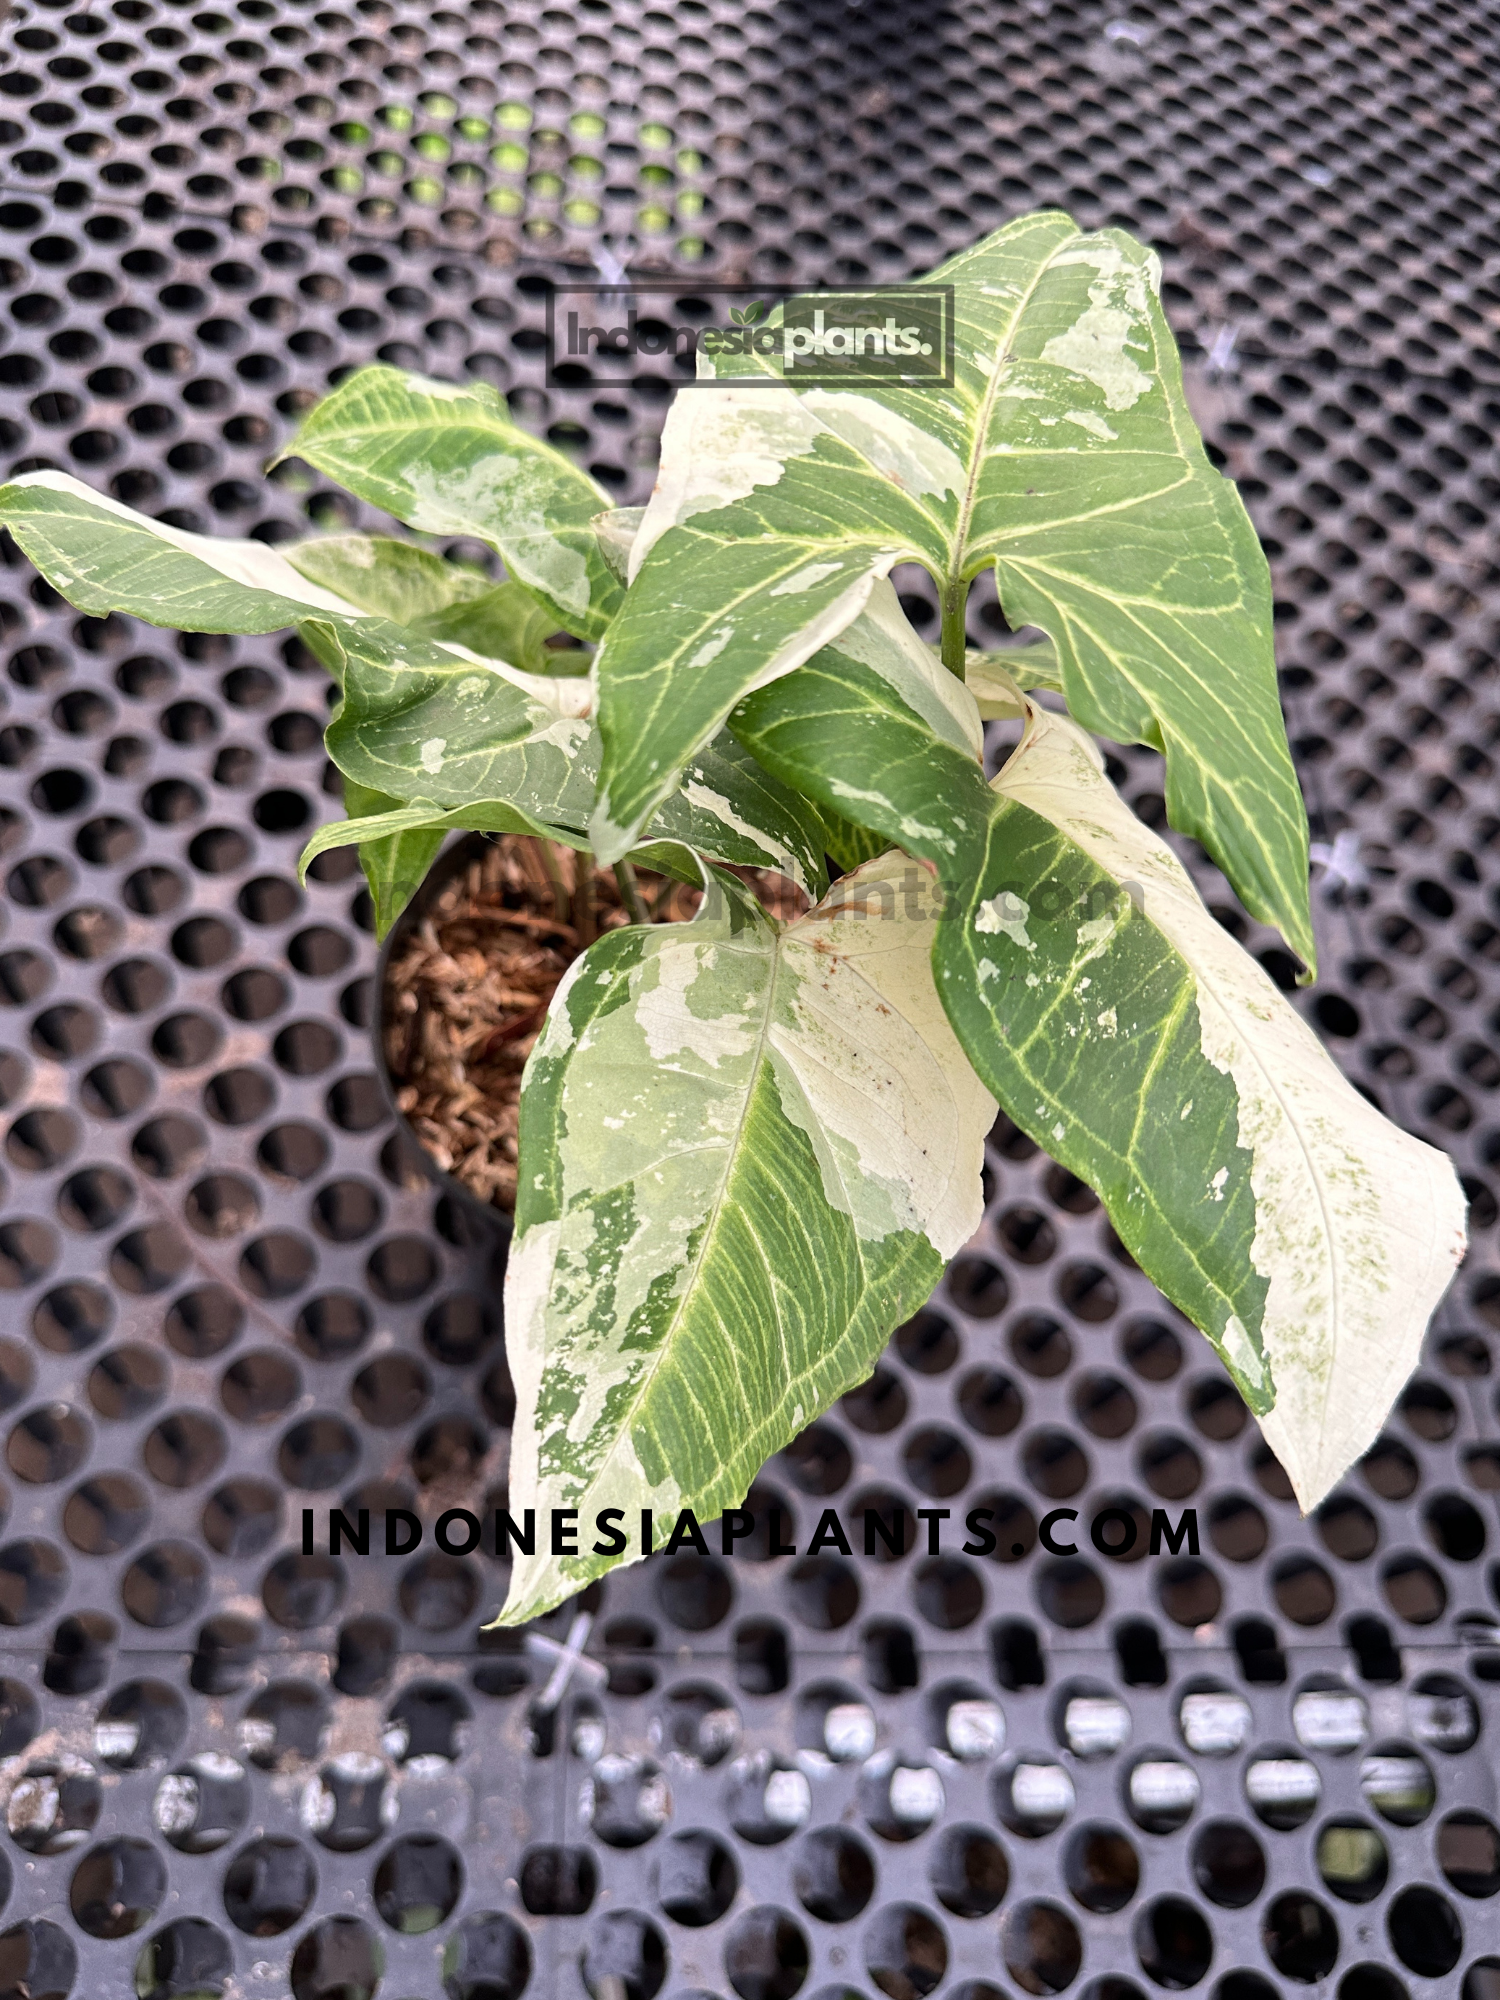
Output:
[[373, 831, 518, 1250]]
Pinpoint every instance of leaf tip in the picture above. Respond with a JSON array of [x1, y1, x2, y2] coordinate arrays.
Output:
[[491, 1561, 592, 1632]]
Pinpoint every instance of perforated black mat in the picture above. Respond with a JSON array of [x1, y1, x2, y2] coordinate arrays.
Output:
[[0, 0, 1498, 1996]]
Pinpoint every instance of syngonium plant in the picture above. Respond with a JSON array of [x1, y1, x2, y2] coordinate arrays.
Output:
[[0, 212, 1466, 1624]]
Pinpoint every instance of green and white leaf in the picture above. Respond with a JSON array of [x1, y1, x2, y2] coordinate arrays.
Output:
[[733, 604, 991, 866], [734, 650, 1465, 1508], [988, 704, 1466, 1504], [337, 777, 447, 942], [279, 366, 624, 641], [298, 741, 810, 897], [590, 211, 1314, 973], [834, 579, 985, 761], [301, 796, 568, 869], [497, 853, 996, 1623], [288, 530, 570, 673], [303, 619, 828, 897], [420, 583, 579, 676], [285, 532, 493, 624], [301, 805, 709, 907], [308, 613, 597, 815], [653, 732, 829, 895], [0, 471, 365, 632]]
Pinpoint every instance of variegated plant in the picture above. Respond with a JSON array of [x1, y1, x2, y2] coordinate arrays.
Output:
[[0, 212, 1465, 1628]]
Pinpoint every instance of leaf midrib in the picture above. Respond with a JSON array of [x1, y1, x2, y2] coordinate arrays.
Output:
[[556, 924, 792, 1509], [942, 233, 1072, 596], [295, 400, 610, 511], [554, 915, 892, 1515]]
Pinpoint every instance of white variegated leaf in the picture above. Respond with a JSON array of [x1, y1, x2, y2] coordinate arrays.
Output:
[[298, 795, 726, 898], [590, 213, 1316, 974], [966, 642, 1064, 712], [305, 613, 597, 816], [734, 639, 1467, 1509], [304, 619, 829, 898], [301, 797, 575, 872], [836, 579, 983, 761], [0, 471, 364, 630], [280, 366, 624, 640], [593, 506, 645, 584], [988, 703, 1467, 1507], [496, 854, 995, 1623], [287, 533, 575, 675]]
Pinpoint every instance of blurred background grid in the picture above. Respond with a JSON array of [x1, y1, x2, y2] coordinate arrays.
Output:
[[0, 0, 1498, 1995]]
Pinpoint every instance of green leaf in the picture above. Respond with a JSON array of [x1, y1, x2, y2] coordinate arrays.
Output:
[[421, 583, 578, 676], [304, 619, 828, 897], [279, 365, 624, 640], [820, 808, 894, 874], [287, 533, 577, 673], [496, 852, 995, 1622], [285, 532, 492, 622], [734, 648, 1465, 1509], [589, 211, 1315, 974], [300, 800, 708, 897], [0, 471, 366, 632], [339, 777, 446, 942]]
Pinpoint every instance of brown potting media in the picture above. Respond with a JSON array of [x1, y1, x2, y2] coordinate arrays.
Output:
[[381, 835, 805, 1213], [383, 837, 666, 1212]]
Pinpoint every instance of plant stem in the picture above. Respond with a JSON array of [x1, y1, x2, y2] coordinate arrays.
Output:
[[540, 840, 571, 925], [613, 859, 650, 926], [940, 579, 969, 679]]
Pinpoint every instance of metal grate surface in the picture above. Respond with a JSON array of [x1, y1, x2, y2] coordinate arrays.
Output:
[[0, 0, 1498, 1996]]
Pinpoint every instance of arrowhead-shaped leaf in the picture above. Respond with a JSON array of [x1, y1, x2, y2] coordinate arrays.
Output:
[[734, 639, 1465, 1509], [280, 366, 624, 641], [303, 619, 829, 898], [591, 211, 1314, 973], [496, 855, 995, 1623], [0, 471, 366, 631], [308, 615, 597, 815]]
